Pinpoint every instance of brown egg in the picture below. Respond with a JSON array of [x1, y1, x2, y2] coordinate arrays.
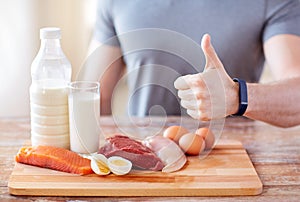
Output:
[[195, 127, 215, 150], [178, 133, 205, 155], [163, 125, 189, 143]]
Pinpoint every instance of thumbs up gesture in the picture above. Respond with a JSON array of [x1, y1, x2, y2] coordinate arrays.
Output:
[[174, 34, 239, 121]]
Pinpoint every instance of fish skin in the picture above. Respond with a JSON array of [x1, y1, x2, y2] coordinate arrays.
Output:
[[15, 145, 93, 175]]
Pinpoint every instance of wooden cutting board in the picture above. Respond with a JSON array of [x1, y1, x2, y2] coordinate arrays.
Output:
[[8, 139, 262, 196]]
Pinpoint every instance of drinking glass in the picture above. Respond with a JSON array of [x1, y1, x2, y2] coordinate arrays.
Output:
[[68, 81, 100, 153]]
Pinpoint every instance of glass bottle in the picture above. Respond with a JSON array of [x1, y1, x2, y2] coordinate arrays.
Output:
[[30, 27, 72, 148]]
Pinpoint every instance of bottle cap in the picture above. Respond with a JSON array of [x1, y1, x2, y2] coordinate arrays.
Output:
[[40, 27, 61, 39]]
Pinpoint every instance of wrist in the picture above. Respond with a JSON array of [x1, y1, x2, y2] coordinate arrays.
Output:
[[243, 82, 255, 117], [228, 80, 240, 115]]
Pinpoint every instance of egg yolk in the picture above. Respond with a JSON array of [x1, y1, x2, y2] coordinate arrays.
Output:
[[95, 161, 110, 173], [111, 159, 127, 166]]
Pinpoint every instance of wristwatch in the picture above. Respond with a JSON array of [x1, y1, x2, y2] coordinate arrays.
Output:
[[232, 78, 248, 116]]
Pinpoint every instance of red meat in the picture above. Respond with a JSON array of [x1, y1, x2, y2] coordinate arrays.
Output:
[[98, 135, 164, 171]]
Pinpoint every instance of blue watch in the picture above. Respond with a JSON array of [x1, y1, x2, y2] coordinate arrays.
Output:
[[232, 78, 248, 116]]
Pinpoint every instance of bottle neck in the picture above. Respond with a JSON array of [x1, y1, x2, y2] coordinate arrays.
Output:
[[39, 38, 63, 56]]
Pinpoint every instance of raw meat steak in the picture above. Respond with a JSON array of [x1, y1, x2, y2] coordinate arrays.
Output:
[[98, 135, 164, 171]]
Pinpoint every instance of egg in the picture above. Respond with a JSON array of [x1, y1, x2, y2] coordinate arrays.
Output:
[[163, 125, 189, 142], [108, 156, 132, 175], [90, 154, 110, 175], [179, 133, 205, 155], [195, 127, 215, 150]]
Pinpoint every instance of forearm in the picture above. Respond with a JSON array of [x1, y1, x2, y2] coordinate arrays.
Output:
[[101, 96, 112, 115], [100, 60, 125, 115], [244, 77, 300, 127], [83, 40, 125, 115]]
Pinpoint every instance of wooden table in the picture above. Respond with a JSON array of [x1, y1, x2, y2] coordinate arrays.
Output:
[[1, 116, 299, 201]]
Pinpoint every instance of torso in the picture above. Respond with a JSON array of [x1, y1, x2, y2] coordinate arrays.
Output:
[[108, 0, 267, 115]]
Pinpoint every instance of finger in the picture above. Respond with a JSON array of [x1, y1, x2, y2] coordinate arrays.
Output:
[[178, 89, 189, 99], [180, 99, 199, 110], [186, 109, 200, 120], [201, 34, 223, 70], [178, 88, 206, 100], [187, 109, 211, 121], [185, 73, 206, 88], [174, 75, 191, 90], [178, 89, 195, 100]]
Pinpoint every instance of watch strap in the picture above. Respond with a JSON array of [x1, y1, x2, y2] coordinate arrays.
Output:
[[232, 78, 248, 116]]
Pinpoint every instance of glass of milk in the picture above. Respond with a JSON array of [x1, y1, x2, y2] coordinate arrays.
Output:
[[68, 81, 100, 154]]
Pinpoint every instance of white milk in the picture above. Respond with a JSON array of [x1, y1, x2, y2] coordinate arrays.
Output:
[[31, 132, 70, 149], [31, 113, 69, 125], [68, 91, 100, 153], [30, 103, 68, 116], [30, 79, 70, 148], [30, 80, 68, 106]]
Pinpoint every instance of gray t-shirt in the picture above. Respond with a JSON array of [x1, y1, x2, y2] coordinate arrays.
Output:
[[94, 0, 300, 116]]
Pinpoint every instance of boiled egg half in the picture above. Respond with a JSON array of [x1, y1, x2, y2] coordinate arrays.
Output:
[[108, 156, 132, 175], [90, 153, 110, 175]]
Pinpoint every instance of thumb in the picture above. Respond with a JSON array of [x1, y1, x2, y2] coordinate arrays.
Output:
[[201, 34, 224, 71]]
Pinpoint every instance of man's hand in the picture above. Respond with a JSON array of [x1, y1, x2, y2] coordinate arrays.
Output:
[[174, 34, 239, 121]]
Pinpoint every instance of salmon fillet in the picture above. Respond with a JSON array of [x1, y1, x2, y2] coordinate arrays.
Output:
[[15, 145, 93, 175]]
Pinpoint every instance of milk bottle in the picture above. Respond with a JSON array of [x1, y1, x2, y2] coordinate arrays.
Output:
[[30, 27, 72, 148]]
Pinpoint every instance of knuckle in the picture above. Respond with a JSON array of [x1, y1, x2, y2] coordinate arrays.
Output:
[[198, 100, 210, 111], [194, 80, 205, 88], [190, 75, 205, 88], [199, 113, 211, 121], [191, 89, 203, 100], [198, 103, 205, 111], [195, 91, 203, 100]]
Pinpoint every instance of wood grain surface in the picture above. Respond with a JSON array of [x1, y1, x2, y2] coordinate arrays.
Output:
[[1, 116, 300, 201], [8, 139, 262, 196]]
